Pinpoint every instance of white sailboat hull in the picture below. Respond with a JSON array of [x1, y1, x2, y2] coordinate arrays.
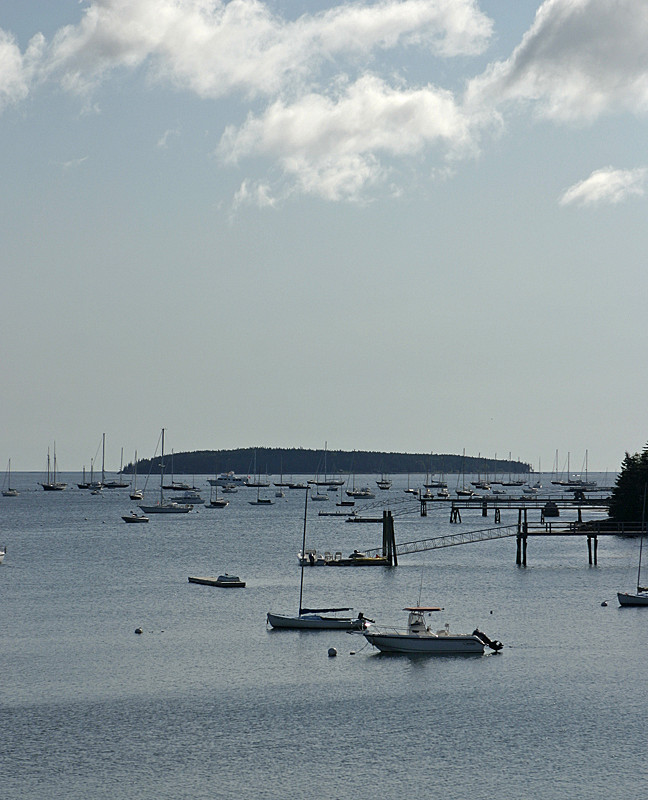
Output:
[[267, 613, 366, 631], [139, 504, 191, 514], [617, 591, 648, 606]]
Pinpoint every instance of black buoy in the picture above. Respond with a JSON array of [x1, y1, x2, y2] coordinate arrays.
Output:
[[135, 627, 143, 635]]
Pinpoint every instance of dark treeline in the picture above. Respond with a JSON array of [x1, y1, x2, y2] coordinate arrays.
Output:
[[126, 447, 530, 477]]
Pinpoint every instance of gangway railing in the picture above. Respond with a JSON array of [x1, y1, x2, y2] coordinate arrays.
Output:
[[364, 523, 519, 557]]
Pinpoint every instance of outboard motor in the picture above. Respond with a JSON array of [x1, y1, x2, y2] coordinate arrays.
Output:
[[473, 628, 504, 652]]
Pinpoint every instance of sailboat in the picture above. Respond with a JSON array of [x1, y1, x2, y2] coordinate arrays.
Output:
[[249, 484, 274, 505], [40, 445, 67, 491], [103, 446, 129, 489], [455, 449, 473, 497], [2, 459, 19, 497], [129, 451, 143, 500], [266, 492, 370, 630], [205, 484, 229, 508], [139, 429, 191, 514], [618, 487, 648, 606]]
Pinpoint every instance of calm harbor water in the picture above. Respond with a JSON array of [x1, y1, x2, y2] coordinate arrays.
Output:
[[2, 472, 647, 799]]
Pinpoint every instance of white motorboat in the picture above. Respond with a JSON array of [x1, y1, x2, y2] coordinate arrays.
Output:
[[122, 512, 149, 524], [0, 545, 6, 564], [267, 491, 371, 631], [298, 549, 329, 566], [346, 487, 375, 499], [361, 607, 503, 655], [208, 471, 248, 487]]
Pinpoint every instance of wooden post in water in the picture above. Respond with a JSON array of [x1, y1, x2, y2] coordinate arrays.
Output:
[[494, 507, 501, 524], [587, 535, 598, 565], [420, 497, 427, 517], [382, 510, 397, 566], [482, 500, 488, 517], [516, 508, 528, 566], [450, 503, 461, 523]]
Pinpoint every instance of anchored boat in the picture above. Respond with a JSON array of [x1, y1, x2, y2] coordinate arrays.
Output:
[[361, 607, 503, 655]]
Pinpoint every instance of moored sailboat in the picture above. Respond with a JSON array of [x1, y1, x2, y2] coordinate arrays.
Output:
[[2, 459, 19, 497], [267, 491, 370, 630], [40, 445, 67, 491], [139, 429, 192, 514]]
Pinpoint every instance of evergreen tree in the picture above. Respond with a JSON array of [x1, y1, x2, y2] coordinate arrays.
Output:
[[608, 444, 648, 521]]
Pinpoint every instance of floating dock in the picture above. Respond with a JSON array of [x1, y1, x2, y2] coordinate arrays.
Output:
[[188, 575, 246, 587]]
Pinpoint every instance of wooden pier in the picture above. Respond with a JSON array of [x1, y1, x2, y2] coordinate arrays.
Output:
[[362, 509, 640, 566]]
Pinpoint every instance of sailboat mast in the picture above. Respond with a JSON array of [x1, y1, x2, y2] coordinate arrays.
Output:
[[160, 428, 165, 504], [298, 489, 309, 616], [101, 433, 106, 486], [638, 486, 647, 592]]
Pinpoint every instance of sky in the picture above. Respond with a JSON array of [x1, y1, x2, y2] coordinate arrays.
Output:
[[1, 0, 647, 473]]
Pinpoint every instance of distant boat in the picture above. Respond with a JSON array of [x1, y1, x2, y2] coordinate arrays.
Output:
[[346, 487, 375, 499], [139, 429, 192, 514], [267, 491, 370, 630], [249, 484, 274, 505], [361, 607, 503, 655], [205, 485, 229, 508], [122, 512, 149, 524], [376, 474, 392, 490], [129, 450, 143, 500], [0, 545, 6, 564], [40, 445, 67, 491], [618, 488, 648, 606], [2, 459, 19, 497], [208, 471, 248, 487]]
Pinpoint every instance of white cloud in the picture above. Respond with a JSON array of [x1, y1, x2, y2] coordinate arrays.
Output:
[[0, 29, 43, 110], [218, 74, 480, 201], [467, 0, 648, 122], [40, 0, 492, 99], [559, 166, 648, 207]]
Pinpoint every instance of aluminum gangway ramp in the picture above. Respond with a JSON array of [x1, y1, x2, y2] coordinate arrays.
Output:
[[364, 523, 519, 557]]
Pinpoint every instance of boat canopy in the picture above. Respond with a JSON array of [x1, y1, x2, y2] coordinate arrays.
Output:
[[403, 606, 443, 612], [300, 606, 352, 614]]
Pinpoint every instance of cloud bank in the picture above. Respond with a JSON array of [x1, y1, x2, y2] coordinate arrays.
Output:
[[560, 167, 648, 207], [2, 0, 648, 203]]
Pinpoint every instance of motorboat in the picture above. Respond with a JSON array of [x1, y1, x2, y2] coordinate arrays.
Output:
[[188, 574, 245, 587], [361, 607, 503, 655], [0, 546, 6, 564], [215, 574, 245, 587], [208, 472, 248, 487], [122, 512, 149, 523], [346, 487, 375, 499], [298, 549, 329, 566], [173, 490, 203, 504]]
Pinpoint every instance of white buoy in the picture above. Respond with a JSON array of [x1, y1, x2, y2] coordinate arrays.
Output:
[[328, 647, 337, 657]]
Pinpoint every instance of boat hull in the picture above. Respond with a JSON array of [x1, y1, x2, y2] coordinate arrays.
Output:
[[617, 591, 648, 606], [363, 632, 485, 654], [267, 612, 365, 631], [138, 504, 191, 514]]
